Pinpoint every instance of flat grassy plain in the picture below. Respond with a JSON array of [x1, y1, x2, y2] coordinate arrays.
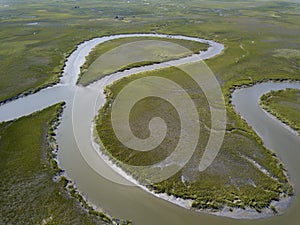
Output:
[[0, 104, 110, 225], [1, 0, 299, 102], [260, 88, 300, 134]]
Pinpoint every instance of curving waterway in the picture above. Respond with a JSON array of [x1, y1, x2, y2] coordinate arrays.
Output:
[[0, 34, 299, 225]]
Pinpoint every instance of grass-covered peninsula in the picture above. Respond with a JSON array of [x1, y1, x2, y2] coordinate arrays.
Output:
[[260, 88, 300, 135], [96, 65, 293, 213], [78, 36, 208, 85]]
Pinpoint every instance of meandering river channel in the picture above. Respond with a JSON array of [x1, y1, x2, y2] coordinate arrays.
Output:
[[0, 34, 299, 225]]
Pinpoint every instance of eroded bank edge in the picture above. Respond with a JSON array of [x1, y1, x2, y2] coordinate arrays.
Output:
[[47, 102, 133, 225]]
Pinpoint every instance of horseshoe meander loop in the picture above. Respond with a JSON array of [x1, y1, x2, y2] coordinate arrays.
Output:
[[71, 35, 226, 186]]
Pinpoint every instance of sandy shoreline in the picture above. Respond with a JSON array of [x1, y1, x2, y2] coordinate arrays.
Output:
[[260, 105, 300, 137], [91, 114, 293, 219]]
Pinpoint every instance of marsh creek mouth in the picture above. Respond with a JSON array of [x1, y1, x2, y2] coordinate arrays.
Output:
[[0, 34, 299, 225]]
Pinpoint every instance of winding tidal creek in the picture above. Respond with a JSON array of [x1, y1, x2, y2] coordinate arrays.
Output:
[[0, 34, 299, 225]]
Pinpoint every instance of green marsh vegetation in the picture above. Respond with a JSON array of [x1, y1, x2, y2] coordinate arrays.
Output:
[[260, 88, 300, 135], [0, 103, 111, 225], [1, 0, 300, 102]]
